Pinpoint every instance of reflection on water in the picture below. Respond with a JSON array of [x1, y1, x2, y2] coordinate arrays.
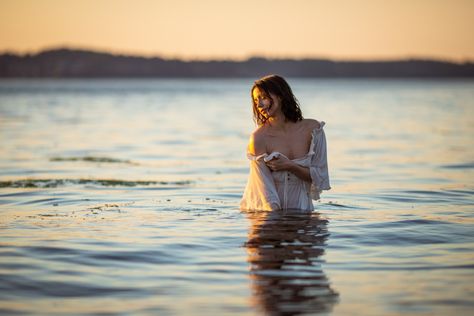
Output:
[[245, 210, 339, 315]]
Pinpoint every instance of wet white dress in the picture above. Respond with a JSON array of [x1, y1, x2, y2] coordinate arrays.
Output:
[[240, 121, 330, 211]]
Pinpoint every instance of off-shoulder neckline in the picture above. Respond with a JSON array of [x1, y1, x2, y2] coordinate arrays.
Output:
[[248, 121, 325, 161]]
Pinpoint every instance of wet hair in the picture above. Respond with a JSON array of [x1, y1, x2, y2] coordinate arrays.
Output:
[[251, 74, 303, 126]]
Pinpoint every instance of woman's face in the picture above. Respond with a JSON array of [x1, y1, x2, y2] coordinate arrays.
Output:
[[252, 87, 280, 119]]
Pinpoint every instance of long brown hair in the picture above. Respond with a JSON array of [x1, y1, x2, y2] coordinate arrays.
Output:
[[251, 74, 303, 126]]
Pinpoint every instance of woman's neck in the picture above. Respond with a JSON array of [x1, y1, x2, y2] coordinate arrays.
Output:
[[267, 112, 292, 131]]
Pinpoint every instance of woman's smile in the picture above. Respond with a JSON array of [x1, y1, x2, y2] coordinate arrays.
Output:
[[260, 104, 272, 116]]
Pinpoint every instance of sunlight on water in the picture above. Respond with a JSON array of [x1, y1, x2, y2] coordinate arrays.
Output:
[[0, 78, 473, 315]]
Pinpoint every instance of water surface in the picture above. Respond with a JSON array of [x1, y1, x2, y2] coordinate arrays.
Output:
[[0, 78, 473, 315]]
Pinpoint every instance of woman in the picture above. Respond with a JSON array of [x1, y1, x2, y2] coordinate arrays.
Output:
[[240, 75, 330, 211]]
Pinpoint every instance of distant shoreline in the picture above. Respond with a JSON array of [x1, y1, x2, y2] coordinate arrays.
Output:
[[1, 47, 473, 78]]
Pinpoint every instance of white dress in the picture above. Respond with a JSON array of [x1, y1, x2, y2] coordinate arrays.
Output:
[[240, 121, 330, 211]]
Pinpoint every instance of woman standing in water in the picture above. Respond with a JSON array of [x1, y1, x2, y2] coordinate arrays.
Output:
[[240, 75, 330, 211]]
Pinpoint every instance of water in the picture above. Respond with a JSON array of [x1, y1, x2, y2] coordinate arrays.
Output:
[[0, 78, 473, 315]]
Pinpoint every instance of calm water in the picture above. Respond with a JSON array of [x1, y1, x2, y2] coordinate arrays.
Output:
[[0, 79, 473, 315]]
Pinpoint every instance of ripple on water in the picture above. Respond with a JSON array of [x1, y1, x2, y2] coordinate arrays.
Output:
[[0, 273, 147, 298], [376, 188, 474, 205], [335, 218, 474, 247], [49, 156, 137, 164], [0, 178, 193, 188], [440, 162, 474, 169]]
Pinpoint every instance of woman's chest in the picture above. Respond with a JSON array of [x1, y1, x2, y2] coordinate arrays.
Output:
[[265, 133, 311, 160]]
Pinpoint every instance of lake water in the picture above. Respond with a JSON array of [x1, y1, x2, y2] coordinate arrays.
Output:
[[0, 78, 473, 315]]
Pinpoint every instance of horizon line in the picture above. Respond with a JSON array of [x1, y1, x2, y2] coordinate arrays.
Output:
[[1, 45, 472, 64]]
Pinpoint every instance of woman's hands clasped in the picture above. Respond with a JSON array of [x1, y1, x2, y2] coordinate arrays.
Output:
[[265, 155, 294, 172]]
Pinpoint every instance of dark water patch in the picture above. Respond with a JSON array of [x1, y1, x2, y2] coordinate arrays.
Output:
[[0, 168, 34, 177], [54, 270, 87, 277], [336, 219, 474, 246], [364, 219, 452, 228], [18, 197, 64, 206], [447, 188, 474, 196], [18, 245, 184, 267], [396, 298, 474, 308], [0, 251, 26, 261], [322, 201, 368, 210], [0, 178, 193, 188], [21, 245, 80, 256], [0, 308, 27, 315], [69, 239, 124, 248], [0, 190, 43, 197], [208, 192, 244, 199], [50, 156, 137, 164], [328, 263, 474, 271], [136, 186, 190, 191], [0, 262, 37, 270], [172, 242, 218, 251], [411, 177, 452, 184], [375, 188, 474, 205], [401, 189, 465, 197], [0, 274, 146, 298], [154, 206, 225, 214], [440, 162, 474, 169], [0, 199, 16, 205], [376, 193, 450, 204], [84, 250, 182, 266], [361, 232, 448, 245]]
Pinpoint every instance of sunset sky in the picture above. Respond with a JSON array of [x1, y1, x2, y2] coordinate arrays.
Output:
[[1, 0, 473, 61]]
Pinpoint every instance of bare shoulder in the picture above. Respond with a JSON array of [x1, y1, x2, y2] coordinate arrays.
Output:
[[302, 118, 321, 131], [247, 126, 267, 155]]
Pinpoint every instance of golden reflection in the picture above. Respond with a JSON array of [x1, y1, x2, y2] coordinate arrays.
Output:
[[244, 210, 339, 315]]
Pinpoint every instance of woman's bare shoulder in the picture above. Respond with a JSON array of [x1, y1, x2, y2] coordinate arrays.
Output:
[[302, 118, 321, 130], [247, 125, 267, 155]]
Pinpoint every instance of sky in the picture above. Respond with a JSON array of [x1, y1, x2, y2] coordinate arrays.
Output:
[[0, 0, 473, 61]]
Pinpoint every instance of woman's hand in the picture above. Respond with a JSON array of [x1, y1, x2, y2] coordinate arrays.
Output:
[[265, 156, 294, 172], [265, 155, 312, 182]]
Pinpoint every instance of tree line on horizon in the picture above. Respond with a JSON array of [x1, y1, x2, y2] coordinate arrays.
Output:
[[0, 48, 473, 78]]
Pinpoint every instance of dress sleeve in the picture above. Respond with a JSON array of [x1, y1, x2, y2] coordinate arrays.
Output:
[[240, 155, 281, 211], [309, 122, 331, 200]]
